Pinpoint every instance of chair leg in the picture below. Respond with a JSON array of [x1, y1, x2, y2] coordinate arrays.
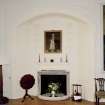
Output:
[[97, 98, 99, 105], [96, 96, 97, 105]]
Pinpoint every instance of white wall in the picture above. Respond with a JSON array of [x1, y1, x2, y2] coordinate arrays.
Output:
[[95, 1, 105, 78], [0, 1, 5, 62], [0, 0, 105, 102]]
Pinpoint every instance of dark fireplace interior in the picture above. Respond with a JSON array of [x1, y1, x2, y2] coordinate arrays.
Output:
[[41, 75, 67, 95]]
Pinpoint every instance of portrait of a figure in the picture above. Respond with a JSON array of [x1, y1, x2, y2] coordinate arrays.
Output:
[[44, 30, 62, 53]]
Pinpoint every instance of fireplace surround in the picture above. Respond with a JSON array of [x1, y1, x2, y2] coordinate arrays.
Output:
[[38, 70, 70, 101]]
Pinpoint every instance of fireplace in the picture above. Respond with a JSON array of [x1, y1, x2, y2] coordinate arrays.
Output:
[[38, 70, 70, 101]]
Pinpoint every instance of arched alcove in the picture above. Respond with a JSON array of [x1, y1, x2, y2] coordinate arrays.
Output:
[[14, 12, 95, 101]]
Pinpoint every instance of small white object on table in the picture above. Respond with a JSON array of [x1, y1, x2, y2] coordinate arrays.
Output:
[[74, 95, 82, 100]]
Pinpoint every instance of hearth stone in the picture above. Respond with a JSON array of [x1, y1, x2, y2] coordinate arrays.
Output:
[[42, 93, 64, 97]]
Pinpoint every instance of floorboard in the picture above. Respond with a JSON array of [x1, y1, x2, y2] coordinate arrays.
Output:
[[6, 96, 105, 105]]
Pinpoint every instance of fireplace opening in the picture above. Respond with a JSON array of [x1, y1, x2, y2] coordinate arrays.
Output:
[[41, 75, 67, 95], [38, 70, 70, 101]]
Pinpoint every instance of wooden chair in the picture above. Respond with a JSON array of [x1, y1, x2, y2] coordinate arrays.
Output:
[[95, 78, 105, 105]]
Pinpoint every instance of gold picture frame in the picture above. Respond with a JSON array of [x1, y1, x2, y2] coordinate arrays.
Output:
[[44, 30, 62, 53]]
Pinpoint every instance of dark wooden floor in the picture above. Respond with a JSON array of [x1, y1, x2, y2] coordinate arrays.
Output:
[[6, 97, 105, 105]]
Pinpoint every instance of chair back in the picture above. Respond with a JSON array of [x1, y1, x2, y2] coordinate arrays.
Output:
[[95, 78, 105, 92]]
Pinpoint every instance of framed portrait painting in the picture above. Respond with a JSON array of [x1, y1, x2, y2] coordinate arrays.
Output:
[[44, 30, 62, 53]]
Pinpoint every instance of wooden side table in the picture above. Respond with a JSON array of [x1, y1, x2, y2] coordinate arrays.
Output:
[[72, 84, 82, 101]]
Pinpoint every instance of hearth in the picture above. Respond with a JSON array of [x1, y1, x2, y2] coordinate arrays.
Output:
[[38, 70, 70, 101]]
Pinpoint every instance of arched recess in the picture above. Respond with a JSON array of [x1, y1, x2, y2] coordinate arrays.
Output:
[[14, 12, 95, 101]]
